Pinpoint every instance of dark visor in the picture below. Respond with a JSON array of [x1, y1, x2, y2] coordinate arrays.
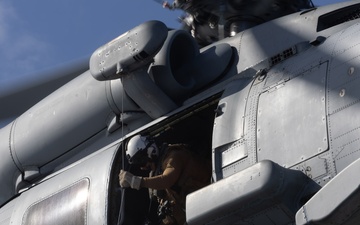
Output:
[[127, 150, 148, 165]]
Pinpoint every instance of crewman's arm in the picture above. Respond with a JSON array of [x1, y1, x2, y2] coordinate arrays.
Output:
[[141, 153, 183, 190]]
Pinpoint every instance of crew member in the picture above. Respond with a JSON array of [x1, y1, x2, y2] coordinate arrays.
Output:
[[119, 134, 211, 225]]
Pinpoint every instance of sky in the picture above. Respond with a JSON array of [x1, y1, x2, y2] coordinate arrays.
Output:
[[0, 0, 349, 91], [0, 0, 182, 85]]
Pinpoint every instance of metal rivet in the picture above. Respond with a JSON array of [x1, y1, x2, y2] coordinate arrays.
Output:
[[348, 67, 355, 76], [339, 88, 346, 97]]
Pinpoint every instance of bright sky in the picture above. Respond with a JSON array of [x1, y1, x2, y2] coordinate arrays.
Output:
[[0, 0, 181, 82], [0, 0, 349, 87]]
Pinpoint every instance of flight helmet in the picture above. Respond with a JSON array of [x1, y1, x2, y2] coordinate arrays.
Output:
[[126, 135, 159, 165]]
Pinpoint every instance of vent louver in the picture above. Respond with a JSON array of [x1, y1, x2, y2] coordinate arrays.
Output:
[[317, 3, 360, 32], [269, 47, 297, 66]]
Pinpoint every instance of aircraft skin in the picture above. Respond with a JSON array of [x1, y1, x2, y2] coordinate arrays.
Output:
[[1, 0, 360, 224]]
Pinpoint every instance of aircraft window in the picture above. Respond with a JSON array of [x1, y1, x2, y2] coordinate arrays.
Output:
[[317, 3, 360, 32], [23, 178, 89, 225]]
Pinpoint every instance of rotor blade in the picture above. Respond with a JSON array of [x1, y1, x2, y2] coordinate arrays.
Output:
[[0, 57, 89, 124], [152, 0, 164, 5]]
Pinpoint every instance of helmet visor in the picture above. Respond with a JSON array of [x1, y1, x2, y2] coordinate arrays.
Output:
[[127, 150, 148, 165]]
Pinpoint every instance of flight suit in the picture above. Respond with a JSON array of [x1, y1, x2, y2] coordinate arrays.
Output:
[[141, 144, 211, 225]]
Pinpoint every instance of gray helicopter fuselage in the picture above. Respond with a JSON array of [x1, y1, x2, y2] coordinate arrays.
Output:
[[1, 1, 360, 225]]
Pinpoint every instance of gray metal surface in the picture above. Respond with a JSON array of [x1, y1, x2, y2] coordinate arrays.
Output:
[[0, 70, 149, 205], [3, 1, 360, 224], [0, 196, 17, 225], [90, 20, 168, 80], [296, 158, 360, 224], [122, 68, 178, 119], [149, 30, 233, 103], [326, 23, 360, 173], [149, 30, 199, 102], [212, 77, 253, 181], [212, 77, 253, 149], [208, 1, 360, 183], [220, 0, 360, 75], [187, 160, 320, 225], [1, 143, 119, 225], [257, 63, 328, 168], [23, 179, 89, 225]]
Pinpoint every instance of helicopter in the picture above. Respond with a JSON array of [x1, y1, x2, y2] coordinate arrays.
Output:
[[1, 0, 360, 224]]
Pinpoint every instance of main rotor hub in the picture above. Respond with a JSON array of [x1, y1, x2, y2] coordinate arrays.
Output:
[[168, 0, 313, 45]]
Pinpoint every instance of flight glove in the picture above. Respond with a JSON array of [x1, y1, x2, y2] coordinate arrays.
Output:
[[119, 169, 142, 190]]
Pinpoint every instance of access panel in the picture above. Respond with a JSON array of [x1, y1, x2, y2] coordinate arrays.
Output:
[[257, 63, 328, 167]]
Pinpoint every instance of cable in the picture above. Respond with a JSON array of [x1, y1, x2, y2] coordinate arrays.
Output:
[[117, 77, 126, 225]]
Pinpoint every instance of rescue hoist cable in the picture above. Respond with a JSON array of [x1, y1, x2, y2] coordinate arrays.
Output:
[[117, 77, 126, 225]]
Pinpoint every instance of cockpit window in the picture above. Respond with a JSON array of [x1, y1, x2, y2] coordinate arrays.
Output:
[[23, 178, 89, 225]]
